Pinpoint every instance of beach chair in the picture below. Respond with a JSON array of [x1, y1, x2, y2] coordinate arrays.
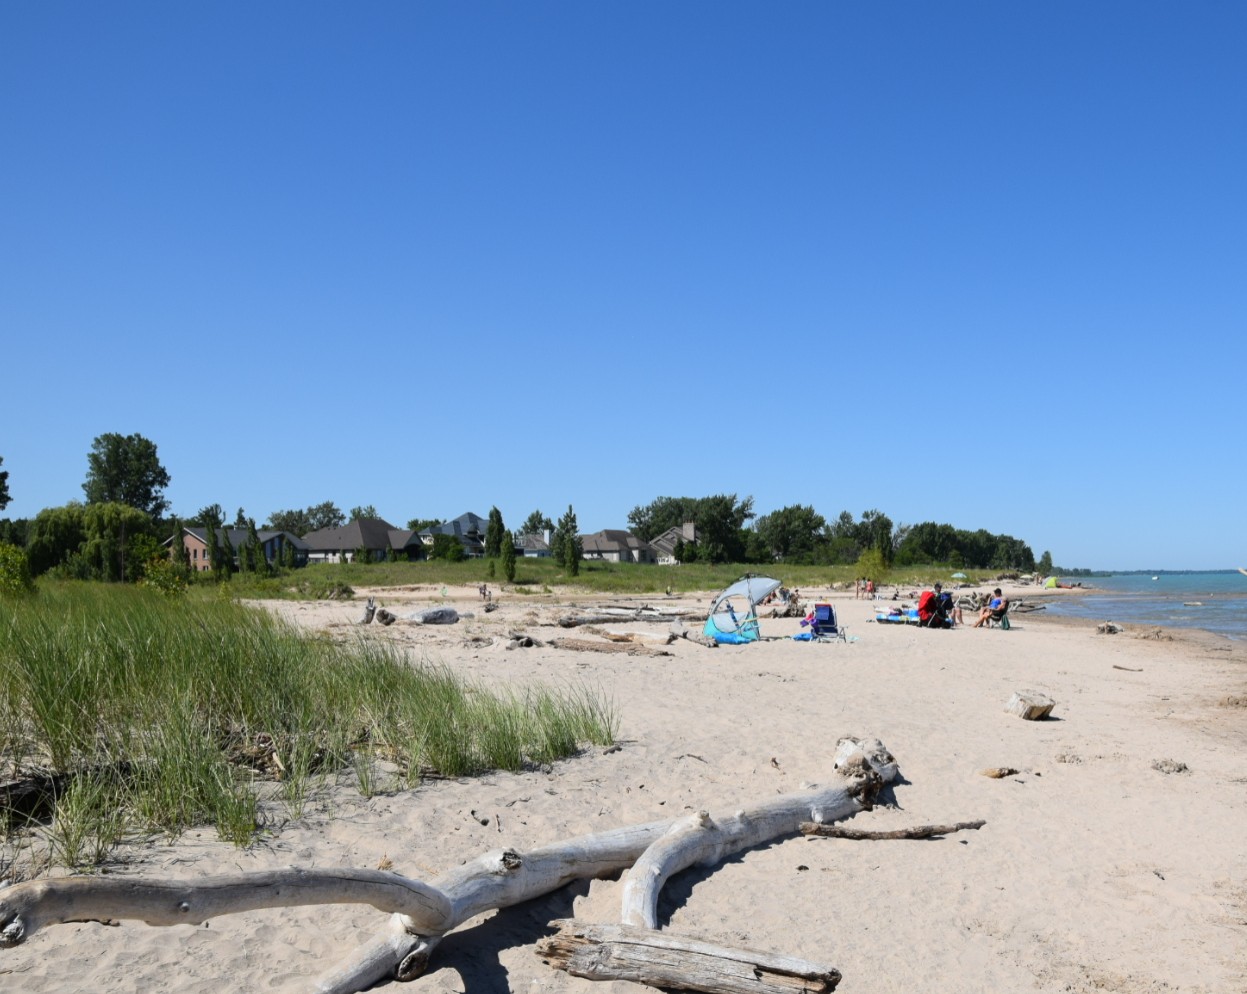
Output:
[[987, 601, 1012, 629], [811, 603, 847, 642]]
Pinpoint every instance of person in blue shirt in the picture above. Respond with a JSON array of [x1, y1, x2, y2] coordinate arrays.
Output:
[[973, 588, 1009, 628]]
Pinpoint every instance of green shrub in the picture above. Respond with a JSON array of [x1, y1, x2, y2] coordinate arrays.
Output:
[[0, 542, 34, 597], [139, 557, 188, 597]]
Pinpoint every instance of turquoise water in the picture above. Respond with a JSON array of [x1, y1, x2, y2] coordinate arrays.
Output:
[[1040, 570, 1247, 640]]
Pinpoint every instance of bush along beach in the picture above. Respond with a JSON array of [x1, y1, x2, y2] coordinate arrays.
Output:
[[0, 583, 617, 874]]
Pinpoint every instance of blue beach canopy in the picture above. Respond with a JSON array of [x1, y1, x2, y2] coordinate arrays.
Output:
[[703, 574, 782, 644]]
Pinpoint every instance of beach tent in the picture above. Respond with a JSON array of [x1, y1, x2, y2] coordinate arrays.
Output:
[[1045, 576, 1059, 589], [951, 572, 967, 579], [703, 574, 782, 644]]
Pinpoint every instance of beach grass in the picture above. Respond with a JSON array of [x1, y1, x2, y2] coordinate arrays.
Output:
[[0, 582, 617, 873]]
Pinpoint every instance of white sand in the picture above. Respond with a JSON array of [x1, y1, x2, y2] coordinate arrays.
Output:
[[5, 582, 1246, 993]]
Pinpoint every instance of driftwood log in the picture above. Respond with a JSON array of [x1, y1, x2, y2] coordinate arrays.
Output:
[[0, 738, 896, 994], [557, 606, 700, 628], [537, 920, 842, 994], [667, 619, 718, 648]]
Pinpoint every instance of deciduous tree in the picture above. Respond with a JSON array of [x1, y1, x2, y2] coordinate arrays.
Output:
[[306, 501, 345, 532], [753, 504, 826, 563], [430, 533, 465, 562], [82, 433, 171, 518], [349, 506, 379, 522], [266, 508, 310, 536], [628, 495, 753, 563], [26, 504, 87, 576]]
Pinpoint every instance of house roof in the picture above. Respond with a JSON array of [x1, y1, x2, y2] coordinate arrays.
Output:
[[580, 529, 654, 556], [649, 524, 697, 557], [302, 518, 398, 552], [387, 528, 421, 551], [516, 533, 550, 552], [173, 527, 309, 551], [418, 512, 488, 551]]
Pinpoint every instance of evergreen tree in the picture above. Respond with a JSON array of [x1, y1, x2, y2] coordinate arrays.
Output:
[[219, 528, 235, 580], [170, 516, 190, 571], [0, 456, 10, 512], [204, 520, 219, 575], [485, 506, 505, 559], [555, 505, 580, 576], [517, 509, 553, 540], [502, 531, 517, 582], [247, 518, 266, 575]]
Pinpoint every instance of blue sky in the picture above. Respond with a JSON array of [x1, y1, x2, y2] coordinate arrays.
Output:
[[2, 3, 1244, 571]]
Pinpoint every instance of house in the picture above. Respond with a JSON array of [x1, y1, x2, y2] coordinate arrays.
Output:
[[515, 531, 552, 558], [418, 512, 488, 558], [168, 527, 308, 571], [302, 518, 423, 564], [649, 521, 698, 565], [579, 529, 657, 564]]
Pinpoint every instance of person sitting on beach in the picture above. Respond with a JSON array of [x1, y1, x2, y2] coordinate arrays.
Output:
[[973, 588, 1009, 628], [918, 583, 951, 628], [938, 588, 964, 626]]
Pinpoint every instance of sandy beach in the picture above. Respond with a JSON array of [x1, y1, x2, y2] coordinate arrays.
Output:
[[4, 581, 1245, 994]]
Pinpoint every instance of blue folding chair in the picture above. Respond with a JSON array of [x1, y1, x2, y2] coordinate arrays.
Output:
[[811, 603, 847, 642]]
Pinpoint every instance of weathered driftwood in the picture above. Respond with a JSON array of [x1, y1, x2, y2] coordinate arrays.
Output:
[[0, 868, 452, 947], [1004, 691, 1055, 720], [557, 607, 698, 628], [550, 638, 672, 657], [0, 738, 896, 994], [537, 919, 841, 994], [800, 819, 985, 840], [667, 619, 718, 648], [359, 597, 376, 625]]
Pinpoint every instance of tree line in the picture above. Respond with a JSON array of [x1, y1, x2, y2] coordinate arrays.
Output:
[[0, 434, 1058, 588]]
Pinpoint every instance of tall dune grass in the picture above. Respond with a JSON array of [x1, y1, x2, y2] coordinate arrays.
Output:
[[0, 583, 616, 871]]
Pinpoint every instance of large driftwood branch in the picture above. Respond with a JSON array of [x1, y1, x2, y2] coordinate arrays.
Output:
[[537, 920, 841, 994], [0, 868, 452, 946], [0, 738, 897, 994]]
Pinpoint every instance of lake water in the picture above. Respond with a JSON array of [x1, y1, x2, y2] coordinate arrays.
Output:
[[1040, 570, 1247, 640]]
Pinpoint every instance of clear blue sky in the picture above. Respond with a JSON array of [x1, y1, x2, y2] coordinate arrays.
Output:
[[2, 3, 1244, 571]]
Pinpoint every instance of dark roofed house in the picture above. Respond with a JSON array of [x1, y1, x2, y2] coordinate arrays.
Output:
[[418, 512, 488, 558], [649, 522, 698, 565], [167, 527, 308, 571], [303, 518, 423, 563], [580, 529, 657, 564]]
